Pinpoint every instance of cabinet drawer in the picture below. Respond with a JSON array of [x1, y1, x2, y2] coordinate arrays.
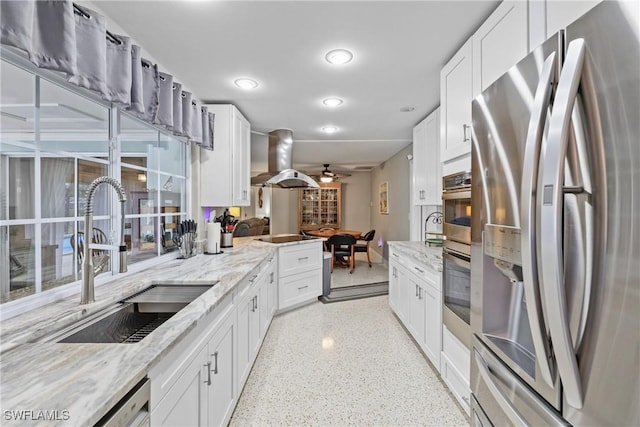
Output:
[[441, 351, 471, 414], [443, 325, 470, 381], [279, 269, 321, 310], [278, 243, 322, 277]]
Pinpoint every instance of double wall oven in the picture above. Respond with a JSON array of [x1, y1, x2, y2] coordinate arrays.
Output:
[[442, 171, 472, 349]]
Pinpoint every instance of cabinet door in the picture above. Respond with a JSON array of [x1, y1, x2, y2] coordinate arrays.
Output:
[[388, 261, 400, 313], [473, 0, 528, 95], [413, 108, 441, 205], [423, 284, 442, 371], [208, 314, 236, 427], [236, 292, 252, 389], [251, 282, 263, 356], [232, 110, 250, 206], [408, 277, 426, 346], [267, 259, 278, 317], [396, 264, 411, 324], [152, 345, 208, 426], [200, 105, 232, 207], [440, 39, 473, 162]]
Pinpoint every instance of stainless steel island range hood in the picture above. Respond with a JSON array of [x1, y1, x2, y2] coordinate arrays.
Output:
[[251, 129, 319, 188]]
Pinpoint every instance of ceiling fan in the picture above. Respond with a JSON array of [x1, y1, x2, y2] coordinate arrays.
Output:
[[318, 164, 351, 182]]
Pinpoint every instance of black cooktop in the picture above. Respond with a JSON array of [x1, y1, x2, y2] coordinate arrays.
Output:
[[258, 235, 319, 244]]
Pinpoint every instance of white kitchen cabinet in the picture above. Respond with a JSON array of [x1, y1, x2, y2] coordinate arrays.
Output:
[[388, 246, 442, 371], [440, 39, 473, 163], [472, 0, 528, 96], [546, 0, 602, 38], [208, 311, 236, 427], [151, 304, 236, 427], [441, 324, 471, 415], [412, 108, 442, 205], [236, 270, 265, 389], [262, 255, 278, 332], [200, 104, 251, 207], [277, 241, 322, 312]]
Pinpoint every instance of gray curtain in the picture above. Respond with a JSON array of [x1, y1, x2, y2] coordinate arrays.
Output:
[[104, 34, 132, 106], [201, 106, 211, 150], [30, 0, 77, 75], [127, 45, 144, 114], [172, 82, 183, 135], [0, 1, 34, 54], [138, 59, 159, 123], [181, 91, 193, 138], [67, 5, 106, 94], [155, 72, 173, 128], [190, 101, 203, 144]]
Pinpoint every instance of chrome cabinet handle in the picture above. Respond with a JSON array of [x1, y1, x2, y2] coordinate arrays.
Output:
[[419, 287, 422, 300], [298, 256, 309, 262], [249, 274, 258, 283], [255, 295, 258, 310], [414, 266, 424, 274], [270, 272, 274, 284], [297, 285, 308, 291], [204, 361, 212, 386], [540, 38, 588, 409], [415, 284, 419, 297], [463, 124, 470, 142], [212, 351, 219, 375], [520, 52, 557, 387]]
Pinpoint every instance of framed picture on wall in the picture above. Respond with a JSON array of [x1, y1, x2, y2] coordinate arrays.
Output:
[[379, 181, 389, 214]]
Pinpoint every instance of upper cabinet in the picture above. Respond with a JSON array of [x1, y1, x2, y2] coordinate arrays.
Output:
[[546, 0, 602, 37], [472, 0, 528, 96], [413, 108, 441, 205], [200, 104, 251, 207], [440, 39, 473, 163]]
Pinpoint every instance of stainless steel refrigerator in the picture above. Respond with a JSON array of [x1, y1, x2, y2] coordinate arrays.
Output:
[[470, 1, 639, 425]]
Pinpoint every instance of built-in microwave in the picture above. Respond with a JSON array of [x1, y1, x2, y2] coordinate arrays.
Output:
[[442, 171, 472, 246]]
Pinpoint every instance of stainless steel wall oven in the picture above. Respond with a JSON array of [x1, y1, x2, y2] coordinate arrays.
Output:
[[442, 171, 472, 348]]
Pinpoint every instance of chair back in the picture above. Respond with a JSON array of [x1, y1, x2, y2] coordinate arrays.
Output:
[[362, 229, 376, 242], [327, 233, 356, 254]]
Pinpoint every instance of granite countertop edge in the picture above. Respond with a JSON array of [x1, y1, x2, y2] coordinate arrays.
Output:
[[387, 240, 443, 272]]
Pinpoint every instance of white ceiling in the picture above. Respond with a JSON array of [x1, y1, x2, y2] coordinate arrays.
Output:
[[91, 0, 500, 174]]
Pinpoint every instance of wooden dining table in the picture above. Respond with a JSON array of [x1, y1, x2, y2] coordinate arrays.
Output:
[[306, 229, 362, 239]]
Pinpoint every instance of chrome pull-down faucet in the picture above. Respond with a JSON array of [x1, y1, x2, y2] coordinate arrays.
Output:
[[81, 176, 127, 305]]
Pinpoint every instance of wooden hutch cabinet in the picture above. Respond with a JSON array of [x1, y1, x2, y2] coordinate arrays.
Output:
[[298, 182, 342, 232]]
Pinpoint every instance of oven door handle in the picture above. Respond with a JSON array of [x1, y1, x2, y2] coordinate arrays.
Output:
[[442, 190, 471, 201], [443, 250, 470, 270]]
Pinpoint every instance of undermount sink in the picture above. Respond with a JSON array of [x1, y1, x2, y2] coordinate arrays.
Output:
[[40, 281, 218, 344]]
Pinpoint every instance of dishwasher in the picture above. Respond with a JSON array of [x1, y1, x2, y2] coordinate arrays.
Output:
[[95, 378, 150, 427]]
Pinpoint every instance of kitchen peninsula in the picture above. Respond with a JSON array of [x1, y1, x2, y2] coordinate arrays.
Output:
[[0, 235, 322, 427]]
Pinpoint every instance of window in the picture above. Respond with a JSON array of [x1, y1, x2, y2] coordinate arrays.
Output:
[[0, 57, 189, 304]]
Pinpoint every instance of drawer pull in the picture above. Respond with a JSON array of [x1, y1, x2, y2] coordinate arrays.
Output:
[[297, 256, 309, 262], [297, 285, 308, 291], [204, 361, 212, 386], [414, 266, 425, 274], [212, 351, 219, 375], [249, 274, 258, 283]]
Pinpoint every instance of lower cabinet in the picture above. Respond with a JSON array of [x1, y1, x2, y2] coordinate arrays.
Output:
[[388, 247, 442, 372], [150, 254, 277, 427], [151, 307, 236, 427], [441, 325, 471, 414], [277, 241, 322, 312]]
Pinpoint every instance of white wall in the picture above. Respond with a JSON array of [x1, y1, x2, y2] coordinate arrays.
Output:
[[339, 172, 372, 233], [370, 144, 413, 261]]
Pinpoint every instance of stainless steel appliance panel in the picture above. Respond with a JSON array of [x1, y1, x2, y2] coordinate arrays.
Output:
[[471, 33, 563, 406], [471, 337, 568, 427], [556, 3, 640, 425], [443, 247, 471, 348]]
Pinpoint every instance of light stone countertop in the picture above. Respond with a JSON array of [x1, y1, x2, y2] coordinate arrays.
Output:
[[388, 241, 443, 272], [0, 235, 321, 427]]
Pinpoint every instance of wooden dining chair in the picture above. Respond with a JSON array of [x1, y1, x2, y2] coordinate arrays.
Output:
[[70, 228, 110, 275], [354, 229, 376, 267], [326, 234, 357, 273]]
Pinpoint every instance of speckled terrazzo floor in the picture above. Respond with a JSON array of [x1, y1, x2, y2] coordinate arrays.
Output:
[[330, 260, 388, 289], [229, 296, 469, 426]]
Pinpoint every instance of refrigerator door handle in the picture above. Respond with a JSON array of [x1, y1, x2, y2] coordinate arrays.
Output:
[[474, 349, 530, 427], [539, 38, 587, 409], [520, 52, 557, 388]]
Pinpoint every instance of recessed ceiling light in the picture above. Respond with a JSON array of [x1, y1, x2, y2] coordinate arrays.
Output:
[[400, 106, 415, 112], [322, 126, 338, 134], [322, 97, 343, 107], [234, 78, 258, 89], [325, 49, 353, 65]]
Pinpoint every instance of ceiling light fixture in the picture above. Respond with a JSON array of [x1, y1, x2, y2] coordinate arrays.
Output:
[[234, 78, 258, 90], [322, 126, 338, 134], [320, 176, 333, 183], [322, 97, 343, 107], [325, 49, 353, 65]]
